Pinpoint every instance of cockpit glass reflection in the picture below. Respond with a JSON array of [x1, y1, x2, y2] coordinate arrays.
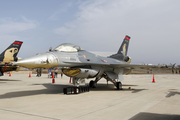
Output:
[[53, 43, 84, 52]]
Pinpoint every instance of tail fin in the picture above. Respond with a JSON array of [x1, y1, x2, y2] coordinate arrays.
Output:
[[109, 35, 130, 61], [0, 41, 23, 62]]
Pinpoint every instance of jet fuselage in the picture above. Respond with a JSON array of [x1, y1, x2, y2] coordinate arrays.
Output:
[[16, 50, 131, 75]]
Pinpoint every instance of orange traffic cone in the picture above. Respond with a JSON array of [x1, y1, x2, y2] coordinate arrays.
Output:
[[52, 78, 55, 83], [69, 77, 71, 83], [29, 72, 31, 77], [9, 72, 11, 77], [152, 74, 155, 83], [52, 73, 55, 83]]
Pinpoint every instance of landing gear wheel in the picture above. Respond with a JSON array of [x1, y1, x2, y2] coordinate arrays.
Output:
[[116, 82, 122, 90], [74, 87, 79, 94], [63, 88, 67, 94], [89, 80, 96, 88], [76, 87, 79, 94]]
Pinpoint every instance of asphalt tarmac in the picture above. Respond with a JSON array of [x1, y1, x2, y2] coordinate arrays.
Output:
[[0, 73, 180, 120]]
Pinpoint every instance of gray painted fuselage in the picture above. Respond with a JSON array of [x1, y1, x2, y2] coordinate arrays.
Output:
[[15, 36, 155, 89]]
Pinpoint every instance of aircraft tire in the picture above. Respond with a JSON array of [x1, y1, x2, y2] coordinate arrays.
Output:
[[89, 80, 95, 88], [76, 87, 79, 94], [0, 71, 3, 76], [63, 88, 67, 94], [74, 87, 79, 94], [116, 82, 122, 90]]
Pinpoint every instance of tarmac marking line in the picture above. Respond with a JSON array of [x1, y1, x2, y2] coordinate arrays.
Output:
[[72, 86, 168, 120], [0, 107, 61, 120]]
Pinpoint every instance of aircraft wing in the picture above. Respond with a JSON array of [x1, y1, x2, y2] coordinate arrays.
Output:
[[110, 64, 157, 69], [62, 61, 157, 69]]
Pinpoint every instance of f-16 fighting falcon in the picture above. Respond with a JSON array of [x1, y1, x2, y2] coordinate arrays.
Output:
[[0, 41, 23, 76], [15, 35, 155, 90]]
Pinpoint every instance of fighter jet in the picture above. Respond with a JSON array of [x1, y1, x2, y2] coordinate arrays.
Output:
[[15, 35, 155, 89], [0, 41, 23, 76]]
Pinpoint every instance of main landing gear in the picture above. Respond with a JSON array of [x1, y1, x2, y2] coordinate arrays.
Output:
[[89, 80, 123, 90], [63, 77, 123, 95]]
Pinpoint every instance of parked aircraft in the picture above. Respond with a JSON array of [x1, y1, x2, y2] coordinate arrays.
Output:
[[0, 41, 23, 76], [15, 36, 155, 89], [166, 63, 176, 68]]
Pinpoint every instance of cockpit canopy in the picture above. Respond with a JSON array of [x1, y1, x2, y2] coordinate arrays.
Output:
[[53, 43, 84, 52]]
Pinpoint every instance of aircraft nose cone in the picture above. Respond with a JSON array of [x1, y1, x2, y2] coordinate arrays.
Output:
[[15, 56, 42, 68], [15, 53, 59, 68]]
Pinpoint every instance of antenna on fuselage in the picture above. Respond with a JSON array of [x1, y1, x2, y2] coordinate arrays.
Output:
[[49, 47, 52, 52]]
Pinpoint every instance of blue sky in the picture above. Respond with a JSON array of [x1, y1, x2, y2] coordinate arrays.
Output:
[[0, 0, 180, 65]]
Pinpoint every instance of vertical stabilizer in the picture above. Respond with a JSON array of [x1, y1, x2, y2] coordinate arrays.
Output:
[[0, 41, 23, 62], [109, 35, 130, 61]]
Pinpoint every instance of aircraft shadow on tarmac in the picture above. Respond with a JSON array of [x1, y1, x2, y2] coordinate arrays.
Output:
[[0, 83, 146, 99], [90, 83, 147, 93], [129, 112, 180, 120], [166, 91, 180, 98], [0, 79, 21, 82], [0, 83, 68, 99]]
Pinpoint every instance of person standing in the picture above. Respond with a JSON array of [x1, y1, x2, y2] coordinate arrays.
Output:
[[36, 68, 38, 77], [61, 71, 63, 78], [55, 67, 58, 78], [48, 68, 51, 78], [39, 68, 42, 77]]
